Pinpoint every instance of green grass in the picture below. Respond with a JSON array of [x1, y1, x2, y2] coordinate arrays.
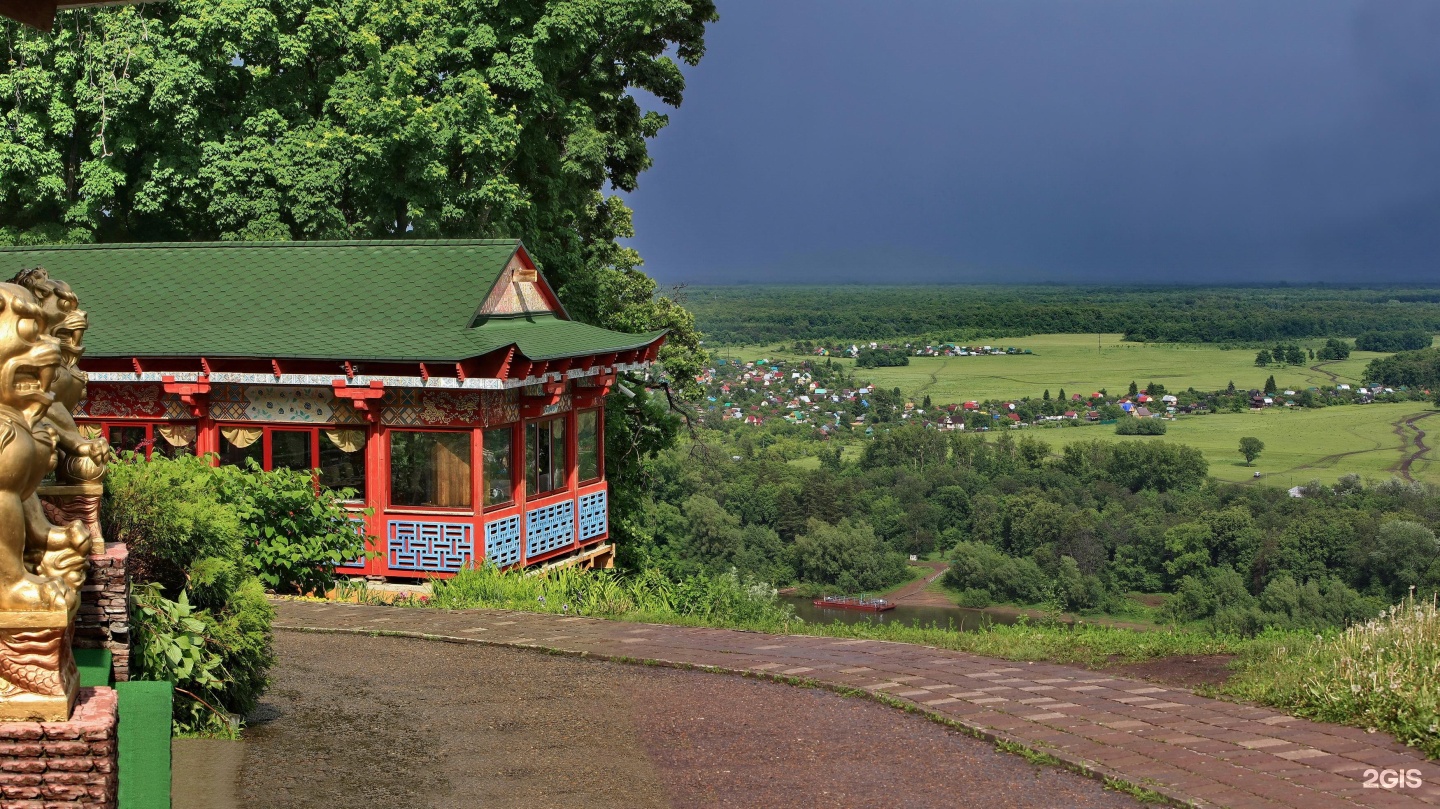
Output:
[[1223, 591, 1440, 758], [1035, 401, 1440, 487], [723, 333, 1393, 403]]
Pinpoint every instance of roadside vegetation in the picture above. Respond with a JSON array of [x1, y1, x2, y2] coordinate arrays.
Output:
[[104, 454, 368, 735], [1225, 590, 1440, 758]]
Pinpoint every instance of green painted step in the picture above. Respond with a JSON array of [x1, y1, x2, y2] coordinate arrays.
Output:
[[74, 648, 111, 687], [117, 680, 172, 809]]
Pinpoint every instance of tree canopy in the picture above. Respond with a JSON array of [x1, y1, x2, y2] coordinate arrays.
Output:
[[0, 0, 713, 375]]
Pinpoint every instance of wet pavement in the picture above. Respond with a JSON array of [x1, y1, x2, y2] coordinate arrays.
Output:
[[273, 600, 1440, 809], [218, 630, 1147, 809]]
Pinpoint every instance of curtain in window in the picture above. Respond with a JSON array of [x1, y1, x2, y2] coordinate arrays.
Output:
[[324, 429, 366, 453], [221, 427, 262, 448], [158, 424, 196, 447], [432, 437, 472, 507]]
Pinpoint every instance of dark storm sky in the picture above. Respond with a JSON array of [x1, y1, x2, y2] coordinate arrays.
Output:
[[621, 0, 1440, 285]]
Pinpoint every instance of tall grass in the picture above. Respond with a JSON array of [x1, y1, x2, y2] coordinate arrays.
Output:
[[1225, 589, 1440, 757], [793, 617, 1283, 668], [416, 564, 1283, 665], [423, 563, 800, 628]]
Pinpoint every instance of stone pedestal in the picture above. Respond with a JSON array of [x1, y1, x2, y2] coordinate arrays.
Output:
[[75, 545, 128, 683], [0, 686, 117, 808], [0, 608, 78, 723]]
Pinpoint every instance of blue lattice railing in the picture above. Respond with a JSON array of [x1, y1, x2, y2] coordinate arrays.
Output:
[[387, 521, 474, 573], [578, 490, 607, 541], [525, 499, 575, 558], [484, 515, 522, 568], [338, 517, 368, 569]]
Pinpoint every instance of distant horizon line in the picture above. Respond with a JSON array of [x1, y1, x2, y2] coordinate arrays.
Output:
[[661, 279, 1440, 290]]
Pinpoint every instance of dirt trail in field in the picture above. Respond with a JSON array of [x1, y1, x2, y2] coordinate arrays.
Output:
[[1389, 411, 1439, 481], [1264, 408, 1436, 484], [887, 561, 950, 606], [1308, 361, 1341, 385], [915, 359, 948, 396]]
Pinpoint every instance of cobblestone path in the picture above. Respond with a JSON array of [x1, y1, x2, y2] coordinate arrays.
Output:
[[275, 600, 1440, 809]]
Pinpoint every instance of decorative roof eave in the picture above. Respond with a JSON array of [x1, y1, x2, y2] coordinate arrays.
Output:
[[86, 359, 655, 391], [82, 334, 667, 391]]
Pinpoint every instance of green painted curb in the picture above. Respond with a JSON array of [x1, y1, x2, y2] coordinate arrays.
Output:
[[117, 680, 172, 809]]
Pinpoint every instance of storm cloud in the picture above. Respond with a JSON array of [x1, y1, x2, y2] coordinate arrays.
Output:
[[623, 0, 1440, 284]]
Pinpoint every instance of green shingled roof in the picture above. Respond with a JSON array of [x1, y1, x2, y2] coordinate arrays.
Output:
[[0, 241, 663, 362]]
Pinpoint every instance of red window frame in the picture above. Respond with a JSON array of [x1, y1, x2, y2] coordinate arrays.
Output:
[[382, 426, 477, 515], [524, 413, 573, 501], [576, 407, 604, 485], [90, 420, 198, 461], [481, 422, 520, 513], [214, 423, 367, 499]]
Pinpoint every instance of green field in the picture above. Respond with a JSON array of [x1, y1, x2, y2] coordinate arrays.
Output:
[[787, 403, 1440, 487], [1034, 402, 1440, 487], [721, 333, 1392, 403]]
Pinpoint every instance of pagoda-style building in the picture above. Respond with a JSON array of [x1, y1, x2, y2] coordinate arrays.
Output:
[[0, 240, 664, 578]]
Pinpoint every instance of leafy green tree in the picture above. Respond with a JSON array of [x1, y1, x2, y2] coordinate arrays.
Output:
[[1238, 436, 1265, 466], [791, 518, 908, 593], [1369, 521, 1440, 599], [1164, 522, 1215, 580], [1317, 338, 1352, 361], [1264, 375, 1277, 394], [1255, 349, 1272, 367], [2, 0, 717, 553], [1128, 380, 1139, 396]]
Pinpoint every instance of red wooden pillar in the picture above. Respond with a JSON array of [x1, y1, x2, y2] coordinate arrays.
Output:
[[471, 426, 485, 567], [516, 418, 528, 569], [567, 406, 580, 547], [363, 419, 385, 575]]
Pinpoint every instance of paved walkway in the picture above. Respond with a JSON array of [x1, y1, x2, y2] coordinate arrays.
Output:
[[274, 601, 1440, 809]]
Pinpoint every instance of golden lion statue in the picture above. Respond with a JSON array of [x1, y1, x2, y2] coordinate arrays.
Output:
[[0, 280, 92, 720]]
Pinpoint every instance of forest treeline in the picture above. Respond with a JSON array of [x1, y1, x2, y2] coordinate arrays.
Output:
[[626, 424, 1440, 634], [1366, 347, 1440, 390], [685, 285, 1440, 345]]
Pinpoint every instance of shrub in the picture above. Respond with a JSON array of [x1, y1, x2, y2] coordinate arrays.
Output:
[[790, 518, 910, 593], [947, 541, 1050, 604], [1115, 418, 1166, 435], [214, 460, 370, 595], [427, 563, 797, 627], [104, 454, 275, 735]]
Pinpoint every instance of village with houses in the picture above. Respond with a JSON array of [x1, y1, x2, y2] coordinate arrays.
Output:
[[695, 344, 1420, 438]]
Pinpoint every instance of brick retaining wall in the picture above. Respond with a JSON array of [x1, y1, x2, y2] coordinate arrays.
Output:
[[0, 687, 118, 808], [77, 544, 129, 682]]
